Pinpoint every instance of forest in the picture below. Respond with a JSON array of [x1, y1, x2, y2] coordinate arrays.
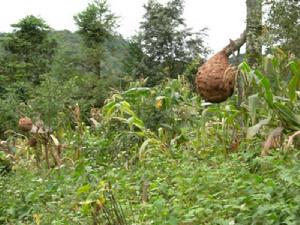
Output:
[[0, 0, 300, 224]]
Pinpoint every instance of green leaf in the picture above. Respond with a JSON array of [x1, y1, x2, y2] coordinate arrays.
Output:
[[289, 61, 300, 77], [122, 87, 151, 97], [288, 61, 300, 102], [238, 61, 251, 74], [77, 184, 91, 195], [247, 118, 270, 139], [0, 151, 6, 160], [254, 70, 273, 105], [248, 94, 259, 125], [288, 75, 298, 102]]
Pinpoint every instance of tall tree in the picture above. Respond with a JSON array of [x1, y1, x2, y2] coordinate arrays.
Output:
[[265, 0, 300, 57], [0, 15, 57, 85], [74, 0, 118, 78], [246, 0, 263, 67], [134, 0, 209, 85]]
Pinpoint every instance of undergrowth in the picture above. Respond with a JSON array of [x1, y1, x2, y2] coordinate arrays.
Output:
[[1, 50, 300, 224], [1, 150, 300, 224]]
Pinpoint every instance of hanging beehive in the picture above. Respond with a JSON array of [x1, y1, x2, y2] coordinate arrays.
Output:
[[195, 31, 246, 103]]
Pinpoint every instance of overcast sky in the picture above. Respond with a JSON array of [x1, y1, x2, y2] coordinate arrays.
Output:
[[0, 0, 246, 53]]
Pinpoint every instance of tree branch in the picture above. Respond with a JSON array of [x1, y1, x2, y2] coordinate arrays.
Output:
[[222, 30, 247, 57]]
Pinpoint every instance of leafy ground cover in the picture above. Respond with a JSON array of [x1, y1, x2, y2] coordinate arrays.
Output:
[[1, 50, 300, 224], [2, 146, 300, 224], [2, 147, 300, 224]]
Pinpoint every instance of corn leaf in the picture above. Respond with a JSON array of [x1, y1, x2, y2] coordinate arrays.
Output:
[[288, 61, 300, 102], [247, 118, 270, 139]]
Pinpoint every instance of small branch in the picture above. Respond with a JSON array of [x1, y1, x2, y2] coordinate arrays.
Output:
[[222, 30, 247, 57]]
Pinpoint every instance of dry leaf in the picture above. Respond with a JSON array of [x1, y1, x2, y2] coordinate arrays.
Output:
[[261, 127, 284, 156]]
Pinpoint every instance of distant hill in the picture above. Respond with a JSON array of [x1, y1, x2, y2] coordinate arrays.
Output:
[[50, 30, 129, 79], [0, 29, 129, 80]]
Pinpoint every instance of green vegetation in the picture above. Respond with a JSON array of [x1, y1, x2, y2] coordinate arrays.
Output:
[[132, 0, 210, 85], [265, 0, 300, 57], [1, 0, 300, 224]]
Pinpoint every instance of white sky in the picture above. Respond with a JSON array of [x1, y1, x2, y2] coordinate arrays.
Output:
[[0, 0, 246, 53]]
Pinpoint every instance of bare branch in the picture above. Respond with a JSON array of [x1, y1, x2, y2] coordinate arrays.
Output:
[[222, 30, 247, 57]]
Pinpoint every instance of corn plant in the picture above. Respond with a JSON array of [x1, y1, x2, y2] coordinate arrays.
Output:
[[239, 49, 300, 131]]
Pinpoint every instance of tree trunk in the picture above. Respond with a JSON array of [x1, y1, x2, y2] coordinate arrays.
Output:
[[246, 0, 262, 67]]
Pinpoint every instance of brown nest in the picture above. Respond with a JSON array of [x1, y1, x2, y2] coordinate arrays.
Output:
[[195, 51, 237, 103], [18, 117, 33, 132], [195, 31, 246, 103]]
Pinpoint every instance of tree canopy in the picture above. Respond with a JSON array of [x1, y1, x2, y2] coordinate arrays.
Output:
[[1, 15, 57, 85], [128, 0, 210, 85], [265, 0, 300, 57]]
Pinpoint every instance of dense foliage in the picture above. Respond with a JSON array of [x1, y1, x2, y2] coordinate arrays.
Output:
[[265, 0, 300, 57], [1, 15, 57, 86], [74, 0, 119, 78], [124, 0, 210, 86], [1, 0, 300, 224]]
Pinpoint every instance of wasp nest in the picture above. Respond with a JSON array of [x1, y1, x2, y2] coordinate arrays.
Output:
[[27, 137, 37, 147], [195, 31, 246, 103], [18, 117, 33, 132], [195, 51, 237, 103]]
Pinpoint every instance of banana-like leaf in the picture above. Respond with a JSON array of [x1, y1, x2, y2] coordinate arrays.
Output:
[[118, 101, 135, 116], [127, 116, 145, 130], [138, 139, 151, 160], [239, 61, 251, 74], [273, 102, 300, 131], [103, 101, 117, 118], [201, 108, 209, 139]]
